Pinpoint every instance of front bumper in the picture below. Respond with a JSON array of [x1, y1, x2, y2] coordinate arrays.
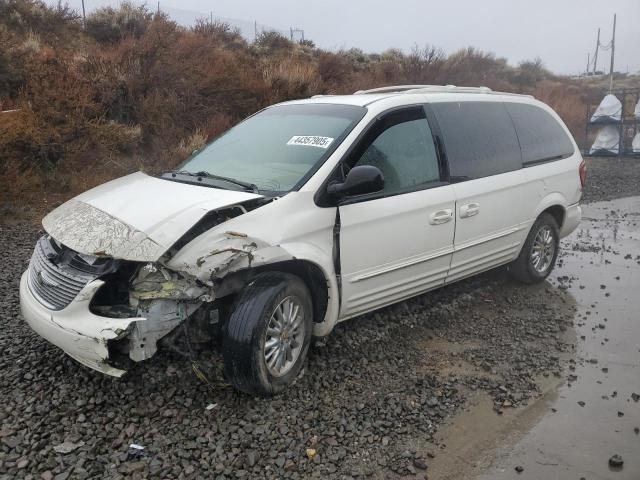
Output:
[[20, 271, 143, 377]]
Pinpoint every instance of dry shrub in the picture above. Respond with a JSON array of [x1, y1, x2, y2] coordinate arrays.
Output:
[[0, 158, 44, 217], [85, 2, 153, 43], [262, 55, 321, 102], [192, 19, 247, 50], [318, 52, 353, 93], [534, 80, 586, 139]]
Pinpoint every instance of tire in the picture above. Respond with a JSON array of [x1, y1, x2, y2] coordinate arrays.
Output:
[[222, 272, 313, 395], [509, 213, 560, 284]]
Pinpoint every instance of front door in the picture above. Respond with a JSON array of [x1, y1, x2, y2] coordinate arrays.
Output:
[[337, 106, 456, 319]]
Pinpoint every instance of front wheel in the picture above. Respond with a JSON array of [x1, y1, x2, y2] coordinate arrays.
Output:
[[222, 272, 313, 395], [509, 213, 560, 284]]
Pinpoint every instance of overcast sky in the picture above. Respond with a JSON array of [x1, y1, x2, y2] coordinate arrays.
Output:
[[57, 0, 639, 74]]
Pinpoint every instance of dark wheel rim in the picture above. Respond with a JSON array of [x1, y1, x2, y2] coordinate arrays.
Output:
[[530, 225, 555, 274], [263, 296, 305, 377]]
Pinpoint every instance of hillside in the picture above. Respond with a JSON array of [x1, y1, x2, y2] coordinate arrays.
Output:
[[0, 0, 616, 216]]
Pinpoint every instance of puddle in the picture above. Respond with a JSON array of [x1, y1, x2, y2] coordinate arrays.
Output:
[[425, 197, 640, 480]]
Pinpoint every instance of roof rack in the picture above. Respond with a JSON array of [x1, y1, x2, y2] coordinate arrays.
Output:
[[353, 84, 532, 98]]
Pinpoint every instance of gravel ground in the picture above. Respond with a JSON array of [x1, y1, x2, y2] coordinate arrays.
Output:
[[0, 157, 637, 480], [582, 156, 640, 203]]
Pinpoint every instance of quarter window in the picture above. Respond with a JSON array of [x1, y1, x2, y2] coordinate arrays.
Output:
[[350, 107, 441, 194], [431, 102, 522, 180], [504, 102, 575, 165]]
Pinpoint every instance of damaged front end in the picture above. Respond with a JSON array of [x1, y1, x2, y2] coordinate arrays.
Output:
[[22, 201, 276, 377]]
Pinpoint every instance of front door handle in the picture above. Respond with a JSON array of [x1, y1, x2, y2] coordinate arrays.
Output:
[[429, 209, 453, 225], [460, 202, 480, 218]]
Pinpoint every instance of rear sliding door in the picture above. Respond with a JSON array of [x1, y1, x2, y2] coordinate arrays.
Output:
[[429, 101, 536, 282]]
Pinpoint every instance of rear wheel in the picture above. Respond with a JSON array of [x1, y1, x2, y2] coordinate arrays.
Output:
[[509, 213, 560, 284], [222, 272, 313, 395]]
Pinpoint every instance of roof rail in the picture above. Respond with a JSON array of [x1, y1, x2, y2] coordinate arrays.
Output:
[[354, 84, 494, 95], [353, 84, 535, 99], [354, 85, 445, 94]]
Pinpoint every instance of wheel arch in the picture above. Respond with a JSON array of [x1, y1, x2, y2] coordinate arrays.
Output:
[[533, 193, 568, 229], [213, 254, 339, 337]]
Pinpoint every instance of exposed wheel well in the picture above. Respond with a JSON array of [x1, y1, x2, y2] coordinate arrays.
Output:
[[542, 205, 565, 228], [215, 260, 329, 324]]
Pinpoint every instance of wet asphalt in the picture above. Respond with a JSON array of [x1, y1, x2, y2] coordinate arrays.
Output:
[[468, 197, 640, 480]]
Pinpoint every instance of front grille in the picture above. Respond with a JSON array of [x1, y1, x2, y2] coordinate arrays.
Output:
[[27, 236, 114, 311]]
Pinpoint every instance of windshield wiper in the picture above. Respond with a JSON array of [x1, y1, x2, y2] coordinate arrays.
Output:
[[168, 170, 259, 193]]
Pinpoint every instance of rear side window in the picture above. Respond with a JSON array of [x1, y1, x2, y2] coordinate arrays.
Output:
[[505, 103, 575, 165], [431, 102, 521, 180]]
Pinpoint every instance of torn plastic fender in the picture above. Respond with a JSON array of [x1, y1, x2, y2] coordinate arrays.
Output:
[[166, 234, 341, 336]]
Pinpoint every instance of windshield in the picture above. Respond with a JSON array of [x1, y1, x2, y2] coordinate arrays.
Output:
[[177, 103, 366, 192]]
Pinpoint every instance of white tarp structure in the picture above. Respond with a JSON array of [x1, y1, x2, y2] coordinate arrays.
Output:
[[632, 132, 640, 153], [590, 125, 620, 155], [635, 99, 640, 119], [590, 94, 622, 123]]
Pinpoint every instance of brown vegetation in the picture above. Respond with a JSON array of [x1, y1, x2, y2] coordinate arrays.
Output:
[[0, 0, 600, 217]]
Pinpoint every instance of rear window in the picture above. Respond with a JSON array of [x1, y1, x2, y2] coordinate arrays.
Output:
[[504, 103, 575, 165], [431, 102, 521, 180]]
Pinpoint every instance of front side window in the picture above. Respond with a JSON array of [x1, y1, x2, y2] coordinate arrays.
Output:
[[177, 104, 366, 192], [432, 101, 522, 180], [350, 107, 441, 194]]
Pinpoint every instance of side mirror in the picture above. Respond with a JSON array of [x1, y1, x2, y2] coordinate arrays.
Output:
[[327, 165, 384, 199]]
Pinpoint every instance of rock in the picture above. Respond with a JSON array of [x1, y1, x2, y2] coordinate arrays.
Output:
[[427, 397, 439, 407], [283, 460, 297, 472], [306, 448, 317, 459], [515, 465, 524, 473], [609, 454, 623, 468], [631, 392, 639, 402], [53, 441, 85, 454], [245, 450, 258, 467], [2, 435, 22, 448], [413, 458, 428, 470]]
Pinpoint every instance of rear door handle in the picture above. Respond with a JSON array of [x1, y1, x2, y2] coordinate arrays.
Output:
[[429, 209, 453, 225], [459, 202, 480, 218]]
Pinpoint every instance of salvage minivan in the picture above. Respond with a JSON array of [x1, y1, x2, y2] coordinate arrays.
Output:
[[20, 85, 585, 394]]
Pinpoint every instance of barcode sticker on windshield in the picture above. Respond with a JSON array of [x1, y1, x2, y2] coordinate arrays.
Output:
[[287, 135, 334, 149]]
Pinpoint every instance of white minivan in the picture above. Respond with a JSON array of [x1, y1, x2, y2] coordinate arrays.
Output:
[[20, 85, 584, 394]]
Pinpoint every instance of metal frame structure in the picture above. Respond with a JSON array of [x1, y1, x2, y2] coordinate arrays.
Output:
[[584, 88, 640, 157]]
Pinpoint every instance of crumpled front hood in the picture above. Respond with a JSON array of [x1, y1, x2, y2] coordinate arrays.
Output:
[[43, 172, 262, 261]]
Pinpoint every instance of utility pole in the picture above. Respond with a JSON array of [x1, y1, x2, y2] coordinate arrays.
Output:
[[81, 0, 86, 28], [157, 1, 160, 14], [586, 53, 590, 76], [593, 28, 600, 74], [289, 27, 305, 43], [254, 21, 258, 40], [210, 12, 213, 24], [609, 13, 616, 91]]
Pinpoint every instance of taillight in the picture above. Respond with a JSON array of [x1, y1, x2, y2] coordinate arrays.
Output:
[[579, 160, 587, 188]]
